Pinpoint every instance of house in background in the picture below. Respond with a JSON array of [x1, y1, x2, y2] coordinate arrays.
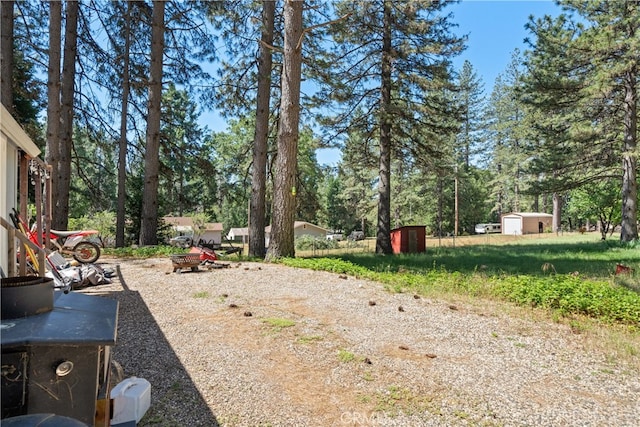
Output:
[[163, 216, 193, 235], [201, 222, 224, 245], [501, 212, 553, 235], [267, 221, 326, 242], [163, 216, 223, 245], [229, 221, 327, 247], [294, 221, 327, 239], [227, 227, 249, 244], [265, 221, 327, 246]]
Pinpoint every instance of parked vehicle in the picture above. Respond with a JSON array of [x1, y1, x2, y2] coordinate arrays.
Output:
[[348, 230, 365, 241], [326, 231, 343, 241], [169, 235, 193, 248], [475, 223, 501, 234]]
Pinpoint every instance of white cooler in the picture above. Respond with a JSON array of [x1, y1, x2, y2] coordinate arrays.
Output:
[[110, 377, 151, 426]]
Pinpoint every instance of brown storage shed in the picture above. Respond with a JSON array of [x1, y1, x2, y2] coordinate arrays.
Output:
[[390, 226, 426, 254]]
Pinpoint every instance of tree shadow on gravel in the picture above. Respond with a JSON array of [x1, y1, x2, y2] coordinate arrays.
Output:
[[80, 264, 220, 426]]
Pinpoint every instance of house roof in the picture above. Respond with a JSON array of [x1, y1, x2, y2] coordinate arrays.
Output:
[[228, 222, 327, 235], [228, 227, 249, 236], [163, 217, 223, 232], [265, 221, 327, 233], [294, 221, 326, 230], [164, 216, 193, 227], [204, 222, 223, 232], [503, 212, 553, 218], [391, 225, 427, 232], [1, 105, 41, 157]]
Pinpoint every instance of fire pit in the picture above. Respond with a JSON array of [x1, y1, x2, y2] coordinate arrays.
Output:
[[1, 276, 54, 319]]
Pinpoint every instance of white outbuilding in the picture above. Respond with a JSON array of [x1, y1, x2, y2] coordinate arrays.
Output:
[[501, 212, 553, 235]]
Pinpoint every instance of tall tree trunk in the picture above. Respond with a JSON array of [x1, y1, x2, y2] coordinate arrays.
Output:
[[249, 0, 275, 258], [620, 67, 638, 241], [376, 0, 393, 254], [552, 192, 562, 234], [139, 0, 165, 245], [265, 0, 303, 260], [116, 0, 132, 247], [0, 0, 14, 113], [46, 0, 62, 222], [551, 170, 562, 233], [54, 0, 78, 230]]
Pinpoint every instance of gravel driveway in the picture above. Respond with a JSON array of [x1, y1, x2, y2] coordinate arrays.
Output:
[[83, 257, 640, 427]]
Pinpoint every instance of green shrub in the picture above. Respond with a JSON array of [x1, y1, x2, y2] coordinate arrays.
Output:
[[69, 211, 116, 247], [280, 257, 371, 277], [494, 274, 640, 324]]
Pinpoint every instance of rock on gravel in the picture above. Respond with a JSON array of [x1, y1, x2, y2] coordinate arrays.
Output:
[[79, 257, 640, 427]]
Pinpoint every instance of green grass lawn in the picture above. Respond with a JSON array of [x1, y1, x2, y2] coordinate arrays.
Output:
[[343, 237, 639, 279]]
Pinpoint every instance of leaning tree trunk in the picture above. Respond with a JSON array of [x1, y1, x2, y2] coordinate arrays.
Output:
[[265, 0, 303, 260], [139, 0, 165, 246], [1, 0, 14, 112], [116, 0, 132, 247], [249, 0, 275, 258], [54, 0, 78, 231], [620, 67, 638, 242], [46, 0, 62, 221], [375, 0, 393, 255]]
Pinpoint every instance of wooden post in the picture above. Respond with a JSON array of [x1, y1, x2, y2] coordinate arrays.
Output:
[[34, 161, 45, 275], [18, 152, 28, 275]]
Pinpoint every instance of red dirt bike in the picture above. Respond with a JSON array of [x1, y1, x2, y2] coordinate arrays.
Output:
[[11, 208, 102, 265], [46, 228, 102, 264]]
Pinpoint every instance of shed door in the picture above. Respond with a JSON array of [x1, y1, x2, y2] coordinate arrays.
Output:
[[503, 217, 522, 235], [408, 229, 418, 252]]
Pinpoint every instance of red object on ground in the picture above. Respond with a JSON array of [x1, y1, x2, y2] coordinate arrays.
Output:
[[615, 264, 633, 275], [189, 246, 218, 262]]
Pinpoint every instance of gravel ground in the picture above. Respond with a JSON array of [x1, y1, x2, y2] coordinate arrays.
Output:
[[81, 257, 640, 427]]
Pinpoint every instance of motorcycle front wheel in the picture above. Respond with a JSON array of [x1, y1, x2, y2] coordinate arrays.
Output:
[[73, 241, 101, 264]]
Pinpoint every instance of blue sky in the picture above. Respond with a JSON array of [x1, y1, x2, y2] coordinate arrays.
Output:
[[201, 1, 564, 166], [317, 0, 564, 166], [449, 0, 563, 92]]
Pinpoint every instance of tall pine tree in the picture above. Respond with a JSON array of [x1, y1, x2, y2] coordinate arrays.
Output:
[[521, 2, 639, 240], [317, 0, 463, 254]]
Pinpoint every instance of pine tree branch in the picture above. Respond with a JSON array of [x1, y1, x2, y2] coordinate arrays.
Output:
[[296, 13, 351, 50], [258, 39, 282, 53]]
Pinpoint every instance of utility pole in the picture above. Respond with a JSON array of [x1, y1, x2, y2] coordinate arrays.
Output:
[[454, 164, 459, 237]]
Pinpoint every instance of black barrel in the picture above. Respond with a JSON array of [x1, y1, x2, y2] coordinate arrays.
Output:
[[1, 277, 54, 319]]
